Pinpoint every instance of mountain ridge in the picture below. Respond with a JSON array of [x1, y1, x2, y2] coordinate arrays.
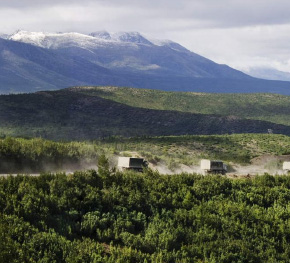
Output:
[[1, 30, 290, 94], [245, 67, 290, 81], [8, 30, 181, 48]]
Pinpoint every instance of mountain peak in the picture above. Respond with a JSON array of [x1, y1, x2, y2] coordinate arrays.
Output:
[[111, 32, 153, 45], [8, 31, 98, 48], [90, 31, 111, 40], [9, 30, 47, 47]]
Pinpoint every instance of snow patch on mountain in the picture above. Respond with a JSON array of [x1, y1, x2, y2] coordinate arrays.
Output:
[[8, 30, 180, 50], [7, 30, 195, 58], [8, 30, 157, 50], [10, 31, 47, 47], [150, 38, 189, 52], [9, 30, 109, 49], [111, 32, 153, 45], [90, 31, 111, 40]]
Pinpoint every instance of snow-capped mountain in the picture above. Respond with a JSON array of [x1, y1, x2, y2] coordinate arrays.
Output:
[[8, 30, 155, 49], [1, 30, 290, 94], [8, 30, 248, 78], [9, 30, 190, 54], [9, 30, 112, 49]]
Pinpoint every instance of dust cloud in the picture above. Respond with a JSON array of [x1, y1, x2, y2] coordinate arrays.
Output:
[[1, 154, 289, 177]]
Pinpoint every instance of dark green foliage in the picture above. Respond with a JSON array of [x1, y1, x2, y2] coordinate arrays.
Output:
[[2, 171, 290, 262], [0, 214, 19, 263], [97, 154, 110, 177]]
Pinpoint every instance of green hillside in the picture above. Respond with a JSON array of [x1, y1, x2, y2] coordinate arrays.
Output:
[[75, 86, 290, 126], [0, 88, 290, 140]]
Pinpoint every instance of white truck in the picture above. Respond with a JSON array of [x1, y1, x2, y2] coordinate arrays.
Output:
[[118, 157, 148, 172], [283, 162, 290, 173], [200, 159, 227, 175]]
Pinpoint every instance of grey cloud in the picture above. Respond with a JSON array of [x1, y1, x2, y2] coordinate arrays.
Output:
[[0, 0, 88, 8], [2, 0, 290, 28]]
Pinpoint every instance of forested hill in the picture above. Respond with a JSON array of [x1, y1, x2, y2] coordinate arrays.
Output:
[[0, 88, 290, 140], [74, 86, 290, 126]]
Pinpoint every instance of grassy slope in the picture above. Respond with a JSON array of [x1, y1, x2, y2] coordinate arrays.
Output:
[[75, 86, 290, 126]]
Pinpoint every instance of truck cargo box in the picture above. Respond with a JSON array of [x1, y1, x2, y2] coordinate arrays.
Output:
[[283, 162, 290, 171], [118, 157, 148, 172], [200, 159, 227, 175]]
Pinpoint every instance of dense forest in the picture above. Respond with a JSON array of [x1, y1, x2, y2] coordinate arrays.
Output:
[[2, 168, 290, 262]]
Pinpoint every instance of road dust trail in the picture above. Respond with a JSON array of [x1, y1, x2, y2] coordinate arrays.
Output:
[[1, 154, 289, 177], [150, 163, 202, 175], [229, 165, 285, 176], [151, 162, 288, 177], [228, 154, 290, 176]]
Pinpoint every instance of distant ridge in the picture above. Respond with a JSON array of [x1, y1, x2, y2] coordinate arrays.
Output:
[[0, 30, 289, 94], [245, 67, 290, 81]]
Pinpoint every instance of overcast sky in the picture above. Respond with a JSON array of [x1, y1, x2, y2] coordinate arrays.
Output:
[[1, 0, 290, 72]]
